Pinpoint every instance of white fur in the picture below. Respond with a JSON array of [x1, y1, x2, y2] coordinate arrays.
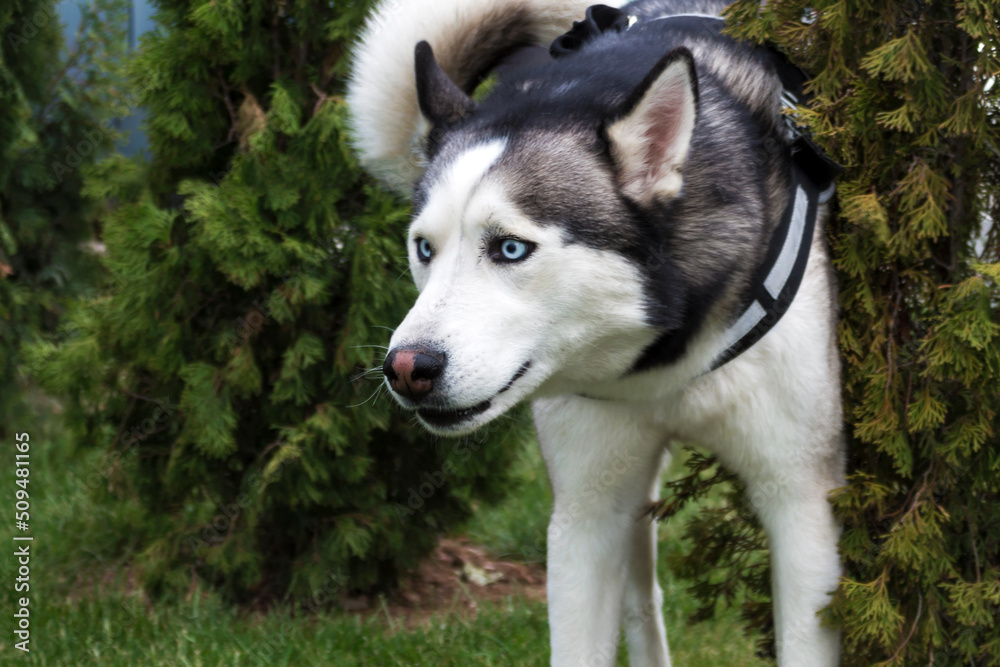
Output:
[[351, 2, 844, 665], [393, 142, 660, 430], [390, 152, 843, 664], [532, 219, 842, 667]]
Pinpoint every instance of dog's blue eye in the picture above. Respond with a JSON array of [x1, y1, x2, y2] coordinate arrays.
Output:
[[494, 238, 533, 262], [501, 240, 526, 259], [416, 237, 433, 262]]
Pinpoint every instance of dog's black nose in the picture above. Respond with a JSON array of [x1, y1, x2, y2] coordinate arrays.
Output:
[[383, 347, 446, 402]]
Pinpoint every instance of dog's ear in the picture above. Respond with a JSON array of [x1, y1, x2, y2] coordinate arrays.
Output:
[[415, 41, 476, 130], [605, 48, 698, 205]]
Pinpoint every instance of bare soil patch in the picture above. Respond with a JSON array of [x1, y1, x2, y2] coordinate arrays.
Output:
[[341, 537, 547, 630]]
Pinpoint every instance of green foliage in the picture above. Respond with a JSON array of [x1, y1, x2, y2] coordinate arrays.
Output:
[[29, 0, 528, 602], [661, 1, 1000, 663], [0, 0, 127, 429]]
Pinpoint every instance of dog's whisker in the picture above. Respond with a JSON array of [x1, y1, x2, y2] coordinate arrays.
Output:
[[372, 383, 392, 407], [349, 365, 386, 382], [346, 384, 386, 409], [391, 266, 412, 288]]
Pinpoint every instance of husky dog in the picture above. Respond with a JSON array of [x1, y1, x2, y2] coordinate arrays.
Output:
[[348, 0, 845, 664]]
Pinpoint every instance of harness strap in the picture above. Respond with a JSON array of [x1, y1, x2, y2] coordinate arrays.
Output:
[[709, 162, 819, 369]]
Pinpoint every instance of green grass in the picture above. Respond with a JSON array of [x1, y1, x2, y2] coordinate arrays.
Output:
[[1, 400, 770, 665], [24, 586, 767, 666], [25, 591, 550, 666]]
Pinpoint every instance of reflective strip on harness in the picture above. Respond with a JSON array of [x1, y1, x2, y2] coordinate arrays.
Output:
[[710, 164, 820, 370], [764, 185, 808, 299]]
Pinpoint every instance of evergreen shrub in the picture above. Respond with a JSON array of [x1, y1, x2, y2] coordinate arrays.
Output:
[[1, 0, 126, 427], [661, 2, 1000, 663], [29, 0, 528, 601]]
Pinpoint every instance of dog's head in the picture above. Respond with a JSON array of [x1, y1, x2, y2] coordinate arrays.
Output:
[[382, 42, 700, 435]]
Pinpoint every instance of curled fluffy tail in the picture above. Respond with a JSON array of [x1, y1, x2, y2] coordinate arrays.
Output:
[[347, 0, 601, 196]]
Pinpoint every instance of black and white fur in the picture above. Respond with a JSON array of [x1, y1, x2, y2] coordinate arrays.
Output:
[[348, 0, 844, 664]]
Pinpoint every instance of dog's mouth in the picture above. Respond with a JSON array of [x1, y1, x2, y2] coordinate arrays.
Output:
[[415, 361, 532, 431], [497, 361, 531, 394], [417, 400, 492, 428]]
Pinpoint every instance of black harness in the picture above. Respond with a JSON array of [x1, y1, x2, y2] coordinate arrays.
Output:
[[550, 7, 842, 372]]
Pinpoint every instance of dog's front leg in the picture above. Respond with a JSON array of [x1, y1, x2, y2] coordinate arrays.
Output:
[[534, 396, 669, 667], [746, 462, 843, 666], [621, 466, 671, 667]]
